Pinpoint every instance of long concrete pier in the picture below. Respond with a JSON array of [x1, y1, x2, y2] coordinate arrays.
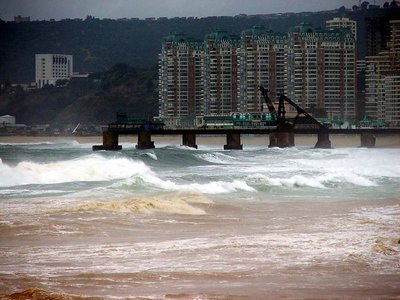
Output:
[[93, 126, 400, 151]]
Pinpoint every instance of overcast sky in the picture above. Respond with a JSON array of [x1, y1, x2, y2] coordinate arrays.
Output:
[[0, 0, 388, 21]]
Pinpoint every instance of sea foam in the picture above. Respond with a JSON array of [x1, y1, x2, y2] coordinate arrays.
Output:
[[0, 155, 255, 194], [0, 155, 149, 187], [71, 193, 212, 215]]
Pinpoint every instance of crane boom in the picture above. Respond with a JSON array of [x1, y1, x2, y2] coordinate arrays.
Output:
[[259, 85, 326, 130], [259, 86, 277, 115]]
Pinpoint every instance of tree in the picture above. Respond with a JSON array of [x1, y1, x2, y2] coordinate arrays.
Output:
[[361, 1, 370, 10], [55, 79, 69, 87], [383, 2, 390, 8], [338, 6, 346, 14], [0, 79, 11, 94], [13, 85, 25, 101], [390, 0, 399, 8]]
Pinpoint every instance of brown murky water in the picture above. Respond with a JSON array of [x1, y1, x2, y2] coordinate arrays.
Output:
[[0, 136, 399, 299]]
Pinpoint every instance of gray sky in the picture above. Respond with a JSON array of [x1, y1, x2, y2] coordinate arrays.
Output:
[[0, 0, 389, 21]]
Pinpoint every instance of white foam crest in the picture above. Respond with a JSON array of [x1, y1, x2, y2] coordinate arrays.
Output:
[[247, 171, 377, 189], [320, 172, 377, 187], [0, 189, 68, 196], [196, 152, 239, 165], [142, 152, 158, 160], [179, 145, 198, 151], [0, 155, 151, 187], [296, 148, 400, 179], [184, 180, 256, 194], [0, 140, 81, 147], [118, 170, 255, 194], [248, 173, 325, 188]]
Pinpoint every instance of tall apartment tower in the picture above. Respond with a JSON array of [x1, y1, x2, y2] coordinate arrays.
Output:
[[203, 31, 240, 115], [366, 20, 400, 126], [365, 9, 400, 57], [288, 23, 356, 119], [238, 26, 288, 112], [326, 17, 357, 41], [35, 54, 73, 88], [158, 33, 204, 127]]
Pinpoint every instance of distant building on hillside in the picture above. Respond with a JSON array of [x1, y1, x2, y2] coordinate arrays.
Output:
[[158, 33, 204, 128], [365, 20, 400, 126], [238, 26, 288, 112], [14, 15, 30, 23], [326, 17, 357, 40], [365, 14, 396, 56], [287, 22, 356, 119], [203, 30, 240, 115], [0, 115, 16, 126], [35, 54, 73, 88], [159, 23, 357, 128]]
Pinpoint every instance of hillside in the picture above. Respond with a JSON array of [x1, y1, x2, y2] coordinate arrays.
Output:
[[0, 64, 158, 126], [1, 5, 399, 83]]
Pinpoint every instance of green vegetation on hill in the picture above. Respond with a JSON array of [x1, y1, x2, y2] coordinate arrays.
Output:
[[0, 64, 158, 126]]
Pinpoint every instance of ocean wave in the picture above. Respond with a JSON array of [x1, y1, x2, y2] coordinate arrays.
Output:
[[295, 149, 400, 178], [0, 188, 68, 196], [113, 173, 255, 194], [0, 155, 255, 195], [141, 151, 158, 160], [0, 155, 149, 187], [247, 172, 377, 189], [68, 193, 212, 215], [0, 140, 81, 147], [196, 152, 240, 165]]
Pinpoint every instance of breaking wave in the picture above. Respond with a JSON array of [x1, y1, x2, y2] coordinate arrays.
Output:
[[70, 193, 212, 215], [247, 172, 378, 189], [0, 155, 255, 194], [0, 155, 148, 187]]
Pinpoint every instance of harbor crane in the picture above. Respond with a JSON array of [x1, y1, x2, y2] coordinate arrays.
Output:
[[259, 86, 327, 130]]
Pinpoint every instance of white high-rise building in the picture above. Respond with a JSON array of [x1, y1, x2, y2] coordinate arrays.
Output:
[[158, 33, 204, 127], [238, 26, 288, 112], [203, 30, 240, 115], [326, 17, 357, 41], [365, 20, 400, 126], [384, 74, 400, 126], [159, 23, 358, 128], [288, 23, 356, 119], [35, 54, 73, 88]]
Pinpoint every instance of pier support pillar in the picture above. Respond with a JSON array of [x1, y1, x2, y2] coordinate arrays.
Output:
[[137, 131, 155, 149], [224, 133, 243, 150], [93, 131, 122, 151], [360, 132, 376, 148], [315, 130, 331, 149], [182, 133, 198, 149], [269, 131, 295, 148]]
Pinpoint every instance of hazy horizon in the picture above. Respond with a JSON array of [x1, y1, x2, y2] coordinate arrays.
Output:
[[0, 0, 390, 21]]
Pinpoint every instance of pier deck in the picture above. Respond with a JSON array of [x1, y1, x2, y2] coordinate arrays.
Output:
[[93, 125, 400, 151]]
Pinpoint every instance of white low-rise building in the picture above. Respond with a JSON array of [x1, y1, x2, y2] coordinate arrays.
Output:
[[0, 115, 16, 126], [35, 54, 73, 88]]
